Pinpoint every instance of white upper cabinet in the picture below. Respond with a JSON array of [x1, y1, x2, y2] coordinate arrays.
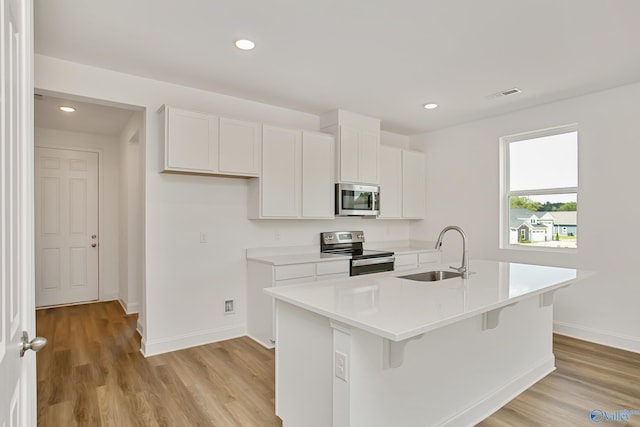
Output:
[[378, 146, 402, 218], [249, 126, 334, 219], [163, 106, 219, 173], [321, 110, 380, 185], [260, 125, 301, 218], [378, 146, 425, 219], [401, 149, 426, 219], [161, 105, 261, 177], [218, 117, 261, 176], [302, 131, 334, 218]]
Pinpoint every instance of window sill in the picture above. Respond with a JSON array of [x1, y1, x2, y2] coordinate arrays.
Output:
[[499, 245, 578, 255]]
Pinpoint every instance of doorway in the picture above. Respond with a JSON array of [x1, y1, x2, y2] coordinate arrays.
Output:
[[33, 91, 144, 315]]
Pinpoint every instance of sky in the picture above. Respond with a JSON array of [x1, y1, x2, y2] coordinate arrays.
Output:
[[509, 130, 577, 204]]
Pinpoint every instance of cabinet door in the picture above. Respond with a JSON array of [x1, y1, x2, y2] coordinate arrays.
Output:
[[359, 129, 380, 184], [339, 126, 360, 183], [302, 132, 334, 218], [402, 150, 425, 219], [262, 126, 301, 217], [165, 107, 218, 172], [394, 253, 418, 271], [378, 146, 402, 218], [219, 117, 261, 176]]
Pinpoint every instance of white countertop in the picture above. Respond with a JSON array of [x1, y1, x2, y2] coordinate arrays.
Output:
[[246, 240, 438, 266], [247, 251, 349, 266], [265, 260, 592, 342]]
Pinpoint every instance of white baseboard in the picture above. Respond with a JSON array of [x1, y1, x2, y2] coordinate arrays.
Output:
[[554, 321, 640, 354], [247, 334, 275, 350], [140, 325, 246, 357], [439, 356, 555, 427], [117, 298, 140, 315]]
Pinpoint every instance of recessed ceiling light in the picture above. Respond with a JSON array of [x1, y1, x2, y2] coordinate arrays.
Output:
[[423, 103, 438, 110], [235, 39, 255, 50], [59, 106, 76, 113]]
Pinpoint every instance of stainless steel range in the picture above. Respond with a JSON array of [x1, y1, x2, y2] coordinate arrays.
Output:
[[320, 231, 395, 276]]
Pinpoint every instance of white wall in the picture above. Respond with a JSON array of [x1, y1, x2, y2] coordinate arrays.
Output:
[[118, 111, 144, 315], [35, 55, 413, 356], [410, 82, 640, 352], [35, 127, 121, 302]]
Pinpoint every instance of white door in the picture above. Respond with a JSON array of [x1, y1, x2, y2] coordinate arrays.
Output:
[[35, 147, 99, 307], [1, 0, 39, 426]]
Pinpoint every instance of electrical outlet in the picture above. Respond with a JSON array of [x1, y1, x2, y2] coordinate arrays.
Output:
[[334, 351, 348, 382], [224, 299, 235, 314]]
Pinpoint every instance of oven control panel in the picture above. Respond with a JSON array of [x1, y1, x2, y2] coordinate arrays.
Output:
[[321, 231, 365, 245]]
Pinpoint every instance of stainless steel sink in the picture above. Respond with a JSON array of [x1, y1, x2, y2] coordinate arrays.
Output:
[[399, 270, 462, 282]]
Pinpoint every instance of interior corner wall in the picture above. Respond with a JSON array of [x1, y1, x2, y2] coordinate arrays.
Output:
[[118, 111, 144, 314], [35, 54, 413, 357], [35, 127, 121, 302], [409, 81, 640, 352]]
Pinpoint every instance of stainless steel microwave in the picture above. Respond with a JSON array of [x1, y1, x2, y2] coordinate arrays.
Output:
[[335, 183, 379, 216]]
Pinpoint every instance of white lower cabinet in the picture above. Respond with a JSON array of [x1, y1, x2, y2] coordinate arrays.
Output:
[[394, 250, 441, 271], [394, 253, 419, 271], [248, 125, 334, 219], [418, 251, 440, 267], [247, 259, 349, 347]]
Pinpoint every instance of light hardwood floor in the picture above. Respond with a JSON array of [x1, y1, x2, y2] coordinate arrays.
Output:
[[37, 301, 640, 426]]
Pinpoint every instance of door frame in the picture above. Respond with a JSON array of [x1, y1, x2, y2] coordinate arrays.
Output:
[[34, 144, 104, 302]]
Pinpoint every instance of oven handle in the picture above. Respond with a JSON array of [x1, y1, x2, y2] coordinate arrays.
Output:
[[351, 256, 395, 267]]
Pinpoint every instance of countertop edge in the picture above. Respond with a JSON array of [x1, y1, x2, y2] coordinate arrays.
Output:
[[265, 263, 594, 342]]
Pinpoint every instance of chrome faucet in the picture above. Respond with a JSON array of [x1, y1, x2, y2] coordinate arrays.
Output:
[[434, 226, 469, 279]]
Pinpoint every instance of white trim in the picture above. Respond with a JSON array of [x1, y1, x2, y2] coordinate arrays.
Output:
[[247, 334, 275, 350], [554, 321, 640, 354], [117, 298, 140, 315], [500, 124, 578, 251], [502, 123, 578, 143], [140, 325, 246, 357], [438, 356, 555, 426], [21, 2, 37, 425]]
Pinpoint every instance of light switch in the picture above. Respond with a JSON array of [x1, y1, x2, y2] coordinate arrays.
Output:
[[335, 351, 348, 382], [200, 232, 208, 243]]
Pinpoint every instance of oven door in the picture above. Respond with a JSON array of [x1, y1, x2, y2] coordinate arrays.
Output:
[[350, 256, 395, 276], [336, 183, 379, 216]]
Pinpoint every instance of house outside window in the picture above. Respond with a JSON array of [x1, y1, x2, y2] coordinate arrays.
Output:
[[501, 125, 578, 249]]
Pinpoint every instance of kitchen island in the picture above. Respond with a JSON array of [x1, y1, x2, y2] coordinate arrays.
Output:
[[265, 260, 591, 427]]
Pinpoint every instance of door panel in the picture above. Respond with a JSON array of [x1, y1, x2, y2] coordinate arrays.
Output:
[[35, 148, 99, 307], [1, 0, 36, 425]]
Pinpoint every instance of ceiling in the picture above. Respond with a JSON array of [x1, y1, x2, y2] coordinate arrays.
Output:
[[33, 0, 640, 135], [34, 94, 136, 137]]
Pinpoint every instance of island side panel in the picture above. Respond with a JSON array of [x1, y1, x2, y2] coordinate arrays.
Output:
[[349, 296, 555, 427], [275, 301, 333, 426]]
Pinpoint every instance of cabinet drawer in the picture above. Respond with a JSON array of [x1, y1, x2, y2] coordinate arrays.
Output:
[[274, 276, 315, 286], [316, 272, 349, 281], [316, 260, 350, 276], [394, 253, 418, 267], [274, 264, 315, 281], [418, 252, 440, 265]]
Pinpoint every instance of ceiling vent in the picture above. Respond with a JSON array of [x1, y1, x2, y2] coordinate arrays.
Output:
[[487, 87, 522, 99]]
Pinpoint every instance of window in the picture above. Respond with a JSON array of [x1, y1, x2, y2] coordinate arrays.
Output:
[[501, 125, 577, 249]]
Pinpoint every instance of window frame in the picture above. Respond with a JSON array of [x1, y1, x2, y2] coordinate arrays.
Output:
[[500, 124, 578, 251]]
